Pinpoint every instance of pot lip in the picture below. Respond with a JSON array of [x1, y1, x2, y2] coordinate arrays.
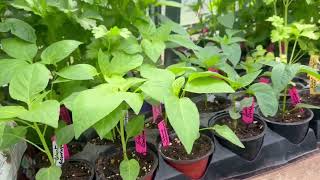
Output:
[[158, 133, 214, 164], [257, 107, 314, 126], [63, 159, 95, 179], [209, 112, 267, 142]]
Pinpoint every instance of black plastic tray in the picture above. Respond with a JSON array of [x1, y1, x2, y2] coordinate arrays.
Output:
[[154, 128, 317, 180]]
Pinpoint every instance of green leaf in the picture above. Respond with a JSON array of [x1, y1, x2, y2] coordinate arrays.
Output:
[[93, 106, 125, 139], [120, 159, 140, 180], [72, 87, 124, 138], [168, 34, 200, 50], [237, 70, 262, 88], [41, 40, 82, 64], [120, 92, 143, 115], [217, 13, 235, 28], [295, 103, 320, 109], [98, 49, 111, 77], [0, 126, 28, 150], [141, 39, 165, 63], [222, 43, 241, 67], [212, 124, 244, 148], [110, 52, 143, 76], [184, 77, 235, 94], [172, 77, 185, 96], [55, 124, 75, 146], [155, 0, 182, 7], [228, 108, 241, 120], [126, 115, 144, 139], [0, 59, 28, 86], [239, 97, 254, 109], [9, 63, 50, 104], [56, 64, 97, 80], [35, 166, 62, 180], [5, 18, 36, 43], [164, 96, 200, 154], [140, 65, 175, 81], [271, 63, 296, 93], [1, 38, 37, 61], [0, 106, 27, 119], [117, 37, 142, 54], [18, 100, 60, 128], [248, 83, 278, 117]]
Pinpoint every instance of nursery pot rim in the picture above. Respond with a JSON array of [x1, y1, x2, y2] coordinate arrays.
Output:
[[209, 112, 267, 142], [257, 107, 314, 126], [63, 159, 95, 180], [158, 133, 214, 164]]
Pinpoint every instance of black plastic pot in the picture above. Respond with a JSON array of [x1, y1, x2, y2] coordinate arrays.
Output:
[[61, 159, 95, 180], [208, 113, 267, 161], [258, 108, 314, 144], [158, 133, 214, 179]]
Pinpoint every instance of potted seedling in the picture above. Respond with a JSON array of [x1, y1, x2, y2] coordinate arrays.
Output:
[[258, 0, 320, 144], [0, 19, 97, 179], [139, 64, 244, 179]]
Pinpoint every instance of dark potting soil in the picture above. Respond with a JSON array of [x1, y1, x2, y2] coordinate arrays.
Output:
[[216, 118, 264, 139], [96, 150, 155, 179], [161, 134, 212, 161], [196, 98, 230, 113], [89, 137, 114, 146], [301, 93, 320, 106], [268, 107, 310, 123], [34, 152, 50, 169], [68, 141, 85, 156], [61, 161, 92, 180]]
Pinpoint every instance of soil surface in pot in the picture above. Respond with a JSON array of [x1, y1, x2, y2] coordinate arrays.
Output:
[[89, 137, 114, 146], [96, 150, 155, 179], [161, 134, 211, 160], [216, 118, 264, 139], [264, 104, 310, 123], [68, 141, 85, 155], [34, 152, 50, 169], [196, 98, 230, 113], [301, 93, 320, 106], [61, 161, 92, 180]]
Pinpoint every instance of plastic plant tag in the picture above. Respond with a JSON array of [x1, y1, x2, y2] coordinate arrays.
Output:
[[135, 130, 147, 155], [242, 98, 255, 124], [309, 55, 320, 95], [51, 136, 70, 167], [158, 120, 170, 147], [259, 77, 270, 84], [59, 106, 71, 124], [152, 105, 162, 122]]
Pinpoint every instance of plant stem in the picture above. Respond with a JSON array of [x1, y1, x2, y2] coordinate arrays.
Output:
[[284, 1, 289, 58], [199, 127, 214, 131], [34, 122, 54, 165], [3, 133, 46, 153], [119, 116, 128, 160], [289, 38, 298, 64]]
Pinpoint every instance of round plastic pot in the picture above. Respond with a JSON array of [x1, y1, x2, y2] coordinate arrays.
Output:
[[158, 134, 214, 179], [209, 113, 266, 161], [258, 108, 314, 144], [62, 159, 95, 180], [299, 89, 320, 120]]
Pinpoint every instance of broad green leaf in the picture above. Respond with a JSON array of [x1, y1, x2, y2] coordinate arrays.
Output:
[[120, 159, 140, 180], [237, 70, 262, 88], [9, 63, 50, 104], [1, 38, 37, 61], [239, 97, 254, 109], [212, 124, 244, 148], [98, 49, 111, 77], [5, 18, 36, 43], [94, 106, 125, 139], [72, 87, 123, 138], [126, 115, 144, 139], [155, 0, 182, 7], [117, 37, 142, 54], [248, 83, 278, 117], [217, 13, 235, 28], [167, 63, 197, 76], [168, 34, 200, 50], [140, 65, 175, 81], [228, 108, 241, 120], [0, 22, 10, 32], [121, 77, 146, 92], [0, 59, 28, 86], [222, 43, 241, 67], [141, 39, 165, 63], [295, 103, 320, 109], [0, 126, 28, 150], [164, 96, 199, 154], [110, 52, 143, 76], [35, 166, 62, 180], [140, 80, 174, 103], [120, 92, 143, 115], [184, 77, 235, 94], [56, 64, 97, 80], [55, 124, 75, 146], [41, 40, 82, 64], [172, 77, 185, 96], [18, 100, 60, 128], [271, 63, 298, 93], [188, 71, 232, 83], [0, 106, 27, 119], [0, 122, 4, 146], [298, 65, 320, 79], [158, 15, 188, 36]]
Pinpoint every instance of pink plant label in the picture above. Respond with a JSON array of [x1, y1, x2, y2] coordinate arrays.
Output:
[[158, 120, 170, 147], [242, 98, 255, 124], [152, 105, 162, 122], [59, 106, 72, 124], [51, 136, 70, 167], [289, 87, 302, 107], [259, 77, 270, 84], [135, 130, 147, 155]]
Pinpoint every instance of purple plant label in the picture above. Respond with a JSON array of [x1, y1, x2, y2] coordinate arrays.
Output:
[[51, 136, 69, 167], [135, 130, 147, 155], [152, 105, 162, 122], [158, 120, 170, 147], [59, 106, 72, 124], [242, 98, 255, 124], [259, 77, 270, 84]]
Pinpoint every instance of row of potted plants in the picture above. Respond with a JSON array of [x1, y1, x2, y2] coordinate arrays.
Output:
[[0, 0, 320, 180]]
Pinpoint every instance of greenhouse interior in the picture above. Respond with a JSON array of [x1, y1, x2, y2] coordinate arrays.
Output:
[[1, 0, 320, 179]]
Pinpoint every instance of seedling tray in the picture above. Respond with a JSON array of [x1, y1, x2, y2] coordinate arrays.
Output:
[[154, 128, 317, 180]]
